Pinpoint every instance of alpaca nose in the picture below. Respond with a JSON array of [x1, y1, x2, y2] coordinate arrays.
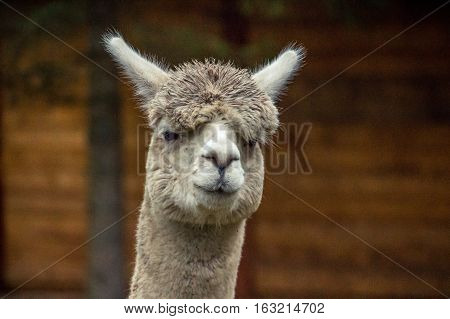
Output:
[[201, 143, 240, 172], [202, 150, 238, 171]]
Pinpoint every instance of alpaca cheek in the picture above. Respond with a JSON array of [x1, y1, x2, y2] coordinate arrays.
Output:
[[174, 144, 196, 173]]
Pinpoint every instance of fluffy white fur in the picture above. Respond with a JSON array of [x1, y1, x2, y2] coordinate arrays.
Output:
[[252, 46, 305, 100], [104, 34, 169, 99], [104, 35, 304, 298]]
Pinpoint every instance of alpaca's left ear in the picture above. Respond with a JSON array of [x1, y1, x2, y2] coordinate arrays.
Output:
[[252, 46, 305, 101]]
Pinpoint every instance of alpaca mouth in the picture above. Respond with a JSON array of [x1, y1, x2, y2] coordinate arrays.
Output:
[[194, 183, 238, 195]]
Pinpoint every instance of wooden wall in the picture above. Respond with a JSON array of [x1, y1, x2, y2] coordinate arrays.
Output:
[[1, 1, 449, 297]]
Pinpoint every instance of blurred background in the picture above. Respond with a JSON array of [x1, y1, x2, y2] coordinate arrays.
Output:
[[0, 0, 449, 298]]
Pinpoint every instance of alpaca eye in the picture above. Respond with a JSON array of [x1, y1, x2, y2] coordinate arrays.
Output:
[[163, 131, 179, 142], [247, 140, 257, 148]]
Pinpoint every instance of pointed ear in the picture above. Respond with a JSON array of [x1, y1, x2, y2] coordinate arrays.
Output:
[[103, 33, 169, 100], [252, 46, 305, 101]]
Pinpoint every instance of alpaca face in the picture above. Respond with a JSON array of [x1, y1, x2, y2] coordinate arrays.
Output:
[[105, 35, 304, 224], [146, 116, 265, 224]]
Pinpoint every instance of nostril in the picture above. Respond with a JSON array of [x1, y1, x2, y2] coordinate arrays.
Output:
[[201, 152, 239, 170], [202, 154, 214, 160], [225, 156, 239, 168], [201, 154, 218, 166]]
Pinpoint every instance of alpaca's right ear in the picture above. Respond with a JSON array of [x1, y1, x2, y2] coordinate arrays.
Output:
[[103, 34, 169, 100]]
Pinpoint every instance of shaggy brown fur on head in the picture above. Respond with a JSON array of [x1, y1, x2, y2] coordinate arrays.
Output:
[[147, 59, 279, 144]]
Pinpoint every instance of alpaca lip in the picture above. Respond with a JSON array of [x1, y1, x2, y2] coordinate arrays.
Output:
[[194, 183, 238, 195]]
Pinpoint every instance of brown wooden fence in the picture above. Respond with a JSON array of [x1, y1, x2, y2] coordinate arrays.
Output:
[[1, 0, 449, 298]]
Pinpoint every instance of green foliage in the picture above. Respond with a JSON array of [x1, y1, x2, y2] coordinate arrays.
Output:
[[323, 0, 388, 26], [239, 0, 390, 25], [132, 24, 232, 64], [240, 0, 286, 19], [22, 1, 85, 35], [1, 1, 86, 106]]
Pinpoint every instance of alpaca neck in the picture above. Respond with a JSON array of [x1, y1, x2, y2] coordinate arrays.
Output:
[[129, 203, 246, 298]]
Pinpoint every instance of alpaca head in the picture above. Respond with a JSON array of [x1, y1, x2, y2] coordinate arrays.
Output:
[[105, 35, 304, 225]]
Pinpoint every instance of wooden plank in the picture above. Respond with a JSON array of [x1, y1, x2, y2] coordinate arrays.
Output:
[[5, 211, 86, 289], [254, 266, 446, 298], [254, 221, 449, 274]]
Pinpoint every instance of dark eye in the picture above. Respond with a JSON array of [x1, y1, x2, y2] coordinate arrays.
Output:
[[163, 131, 179, 142], [247, 139, 257, 148]]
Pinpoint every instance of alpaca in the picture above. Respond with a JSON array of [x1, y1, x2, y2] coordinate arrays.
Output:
[[105, 35, 304, 298]]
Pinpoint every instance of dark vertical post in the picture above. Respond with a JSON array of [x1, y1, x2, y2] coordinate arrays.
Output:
[[221, 0, 249, 47], [220, 0, 254, 298], [0, 36, 5, 292], [87, 0, 124, 298]]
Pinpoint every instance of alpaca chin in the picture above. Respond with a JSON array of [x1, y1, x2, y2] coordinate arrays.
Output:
[[194, 187, 240, 210]]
